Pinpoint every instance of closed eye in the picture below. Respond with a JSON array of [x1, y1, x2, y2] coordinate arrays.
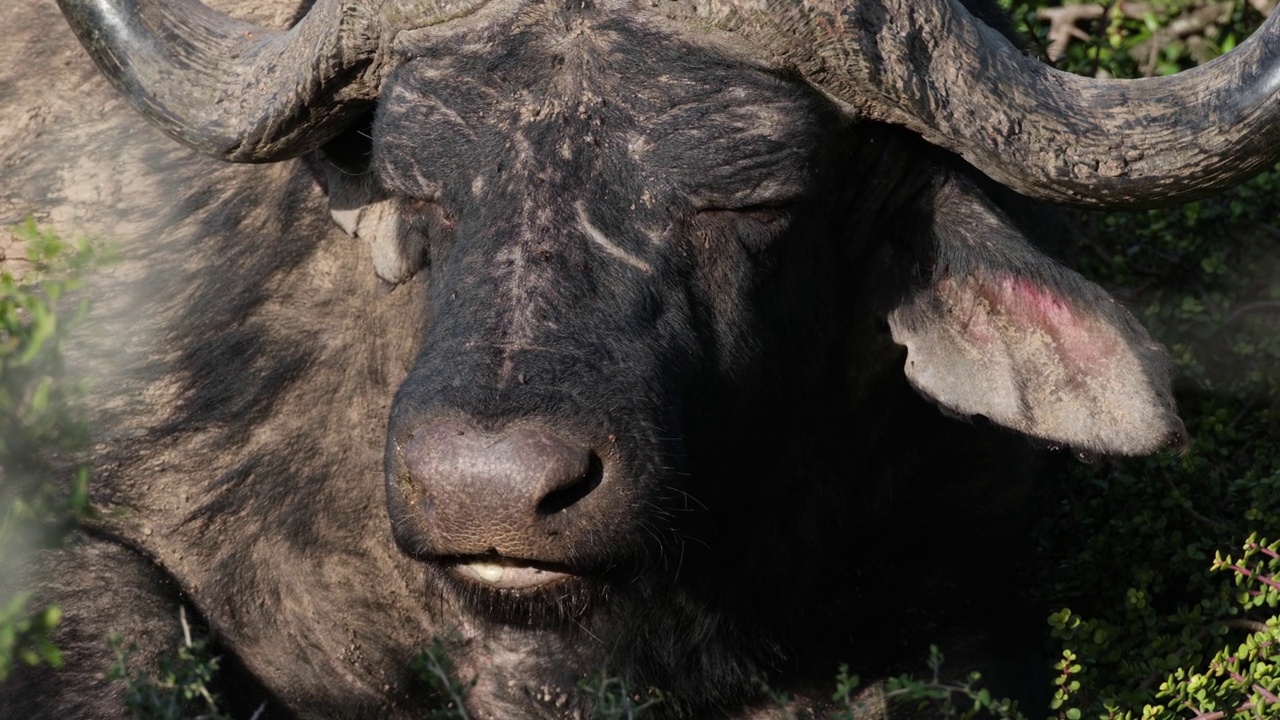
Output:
[[688, 206, 793, 262], [737, 206, 789, 227], [400, 197, 456, 237], [394, 197, 458, 274]]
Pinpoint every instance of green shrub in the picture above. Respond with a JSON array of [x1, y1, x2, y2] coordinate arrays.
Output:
[[108, 609, 254, 720], [0, 219, 100, 682], [410, 638, 476, 720], [577, 671, 664, 719], [830, 647, 1028, 719], [1008, 2, 1280, 718]]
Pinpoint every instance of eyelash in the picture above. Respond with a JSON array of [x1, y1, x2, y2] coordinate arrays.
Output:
[[739, 207, 788, 227], [396, 198, 459, 272], [687, 207, 792, 261], [401, 198, 455, 233]]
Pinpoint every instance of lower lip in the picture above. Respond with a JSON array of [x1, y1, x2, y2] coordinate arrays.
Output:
[[451, 561, 574, 590]]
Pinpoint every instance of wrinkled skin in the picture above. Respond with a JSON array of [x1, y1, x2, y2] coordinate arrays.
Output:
[[1, 1, 1175, 718]]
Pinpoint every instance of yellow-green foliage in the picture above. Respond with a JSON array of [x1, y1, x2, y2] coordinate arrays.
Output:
[[0, 219, 99, 681], [108, 609, 245, 720]]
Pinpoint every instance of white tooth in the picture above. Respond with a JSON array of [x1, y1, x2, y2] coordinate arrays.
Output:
[[468, 563, 506, 583]]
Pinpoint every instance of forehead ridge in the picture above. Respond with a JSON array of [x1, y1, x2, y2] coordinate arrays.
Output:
[[372, 7, 839, 217], [384, 14, 826, 134]]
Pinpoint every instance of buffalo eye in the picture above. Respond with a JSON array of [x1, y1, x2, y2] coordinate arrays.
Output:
[[689, 207, 791, 263], [398, 197, 457, 270], [401, 198, 455, 233]]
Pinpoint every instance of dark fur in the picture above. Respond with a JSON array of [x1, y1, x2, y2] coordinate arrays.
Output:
[[0, 1, 1163, 717]]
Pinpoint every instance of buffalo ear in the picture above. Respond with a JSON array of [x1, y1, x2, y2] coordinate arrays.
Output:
[[887, 175, 1185, 456]]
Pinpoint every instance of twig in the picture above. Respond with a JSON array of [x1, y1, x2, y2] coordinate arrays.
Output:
[[1248, 542, 1280, 561], [1129, 2, 1234, 76], [1251, 0, 1279, 13], [1258, 222, 1280, 240], [1222, 618, 1273, 635], [1225, 563, 1280, 592], [1036, 4, 1104, 61], [1035, 2, 1152, 63], [1162, 473, 1222, 530], [1227, 301, 1280, 323]]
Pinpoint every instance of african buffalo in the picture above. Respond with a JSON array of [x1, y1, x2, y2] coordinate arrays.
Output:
[[3, 0, 1279, 716]]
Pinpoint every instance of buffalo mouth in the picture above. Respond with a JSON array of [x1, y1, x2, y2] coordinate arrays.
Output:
[[449, 557, 574, 590], [428, 556, 610, 626]]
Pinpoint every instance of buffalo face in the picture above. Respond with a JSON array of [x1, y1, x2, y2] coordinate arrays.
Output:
[[377, 19, 859, 629]]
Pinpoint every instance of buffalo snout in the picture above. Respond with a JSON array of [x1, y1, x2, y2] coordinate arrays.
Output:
[[388, 422, 612, 565]]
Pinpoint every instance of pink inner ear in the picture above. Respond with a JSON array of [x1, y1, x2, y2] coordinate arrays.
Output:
[[893, 267, 1178, 455], [1003, 276, 1072, 320], [986, 274, 1121, 376]]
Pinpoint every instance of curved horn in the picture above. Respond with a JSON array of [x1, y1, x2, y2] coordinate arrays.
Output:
[[58, 0, 389, 162], [667, 0, 1280, 208]]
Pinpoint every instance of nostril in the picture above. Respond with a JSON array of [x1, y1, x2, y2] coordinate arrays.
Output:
[[537, 451, 604, 515]]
